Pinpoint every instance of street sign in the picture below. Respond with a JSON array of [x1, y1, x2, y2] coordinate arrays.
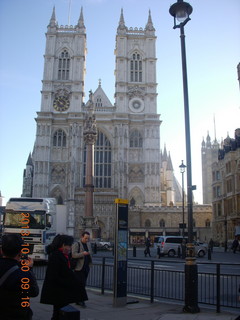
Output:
[[113, 198, 128, 307]]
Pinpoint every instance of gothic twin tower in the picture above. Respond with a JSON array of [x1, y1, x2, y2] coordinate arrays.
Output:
[[22, 7, 174, 238]]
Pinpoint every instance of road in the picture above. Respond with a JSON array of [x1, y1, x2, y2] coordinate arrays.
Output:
[[93, 246, 240, 273], [90, 246, 240, 308], [33, 246, 240, 309]]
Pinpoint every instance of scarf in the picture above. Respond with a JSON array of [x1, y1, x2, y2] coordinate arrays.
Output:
[[58, 248, 71, 269]]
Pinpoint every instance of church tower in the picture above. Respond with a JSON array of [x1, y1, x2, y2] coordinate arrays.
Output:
[[115, 9, 161, 206], [30, 7, 87, 235], [201, 132, 219, 204], [23, 8, 162, 239], [22, 153, 34, 197]]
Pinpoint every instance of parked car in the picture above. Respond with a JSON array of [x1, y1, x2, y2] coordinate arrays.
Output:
[[92, 238, 112, 250], [154, 236, 207, 258], [193, 240, 208, 257]]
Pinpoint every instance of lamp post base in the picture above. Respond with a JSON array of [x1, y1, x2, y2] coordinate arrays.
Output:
[[183, 257, 200, 313]]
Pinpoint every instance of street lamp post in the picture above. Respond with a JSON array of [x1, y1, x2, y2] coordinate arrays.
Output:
[[169, 0, 199, 313], [179, 160, 186, 237]]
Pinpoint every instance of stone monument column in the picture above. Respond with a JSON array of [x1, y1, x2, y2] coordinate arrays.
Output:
[[82, 91, 99, 238]]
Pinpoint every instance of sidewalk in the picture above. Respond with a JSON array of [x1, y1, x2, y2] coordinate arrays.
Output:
[[31, 281, 239, 320]]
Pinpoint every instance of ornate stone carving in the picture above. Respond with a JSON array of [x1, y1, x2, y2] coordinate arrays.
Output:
[[127, 86, 145, 100], [83, 90, 97, 145], [54, 85, 71, 98], [129, 164, 144, 182]]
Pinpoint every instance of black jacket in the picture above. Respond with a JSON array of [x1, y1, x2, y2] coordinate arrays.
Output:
[[0, 258, 39, 320], [40, 250, 81, 306]]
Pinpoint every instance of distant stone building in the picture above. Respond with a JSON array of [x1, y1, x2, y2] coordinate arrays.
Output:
[[160, 145, 181, 207], [212, 128, 240, 245], [129, 204, 212, 245], [201, 133, 219, 204], [22, 153, 34, 198]]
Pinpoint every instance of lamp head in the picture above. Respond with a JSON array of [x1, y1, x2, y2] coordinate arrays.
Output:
[[179, 160, 186, 173], [169, 0, 193, 28]]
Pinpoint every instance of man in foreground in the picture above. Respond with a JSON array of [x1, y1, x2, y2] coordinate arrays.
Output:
[[0, 234, 39, 319], [72, 231, 92, 308]]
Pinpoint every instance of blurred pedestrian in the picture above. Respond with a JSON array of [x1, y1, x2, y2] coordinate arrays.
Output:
[[231, 237, 239, 254], [72, 231, 92, 308], [40, 234, 81, 320], [209, 238, 214, 253], [144, 237, 151, 257], [181, 238, 187, 259], [0, 234, 39, 320]]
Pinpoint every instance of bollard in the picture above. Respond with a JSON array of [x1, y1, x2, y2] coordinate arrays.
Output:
[[182, 245, 186, 259], [177, 246, 181, 258], [133, 245, 136, 257], [93, 242, 97, 254], [157, 247, 160, 259], [59, 305, 80, 320], [208, 247, 211, 260]]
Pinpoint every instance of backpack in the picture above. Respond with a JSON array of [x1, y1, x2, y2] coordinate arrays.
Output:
[[70, 242, 80, 270]]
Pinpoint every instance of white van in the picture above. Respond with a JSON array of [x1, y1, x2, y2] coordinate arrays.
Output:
[[154, 236, 207, 258]]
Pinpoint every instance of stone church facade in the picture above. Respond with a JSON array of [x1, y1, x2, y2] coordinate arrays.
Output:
[[22, 8, 163, 240], [22, 7, 212, 243]]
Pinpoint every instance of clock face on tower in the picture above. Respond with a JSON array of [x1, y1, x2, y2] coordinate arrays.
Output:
[[53, 94, 70, 112]]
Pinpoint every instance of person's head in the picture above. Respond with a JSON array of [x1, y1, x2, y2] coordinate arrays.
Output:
[[2, 234, 23, 259], [81, 231, 90, 243], [48, 234, 74, 255]]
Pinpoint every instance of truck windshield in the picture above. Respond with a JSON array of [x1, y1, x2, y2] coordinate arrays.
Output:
[[4, 211, 46, 229]]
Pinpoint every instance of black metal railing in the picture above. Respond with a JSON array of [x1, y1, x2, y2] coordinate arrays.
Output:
[[33, 257, 240, 312]]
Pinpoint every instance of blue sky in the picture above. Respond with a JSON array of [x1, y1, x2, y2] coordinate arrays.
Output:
[[0, 0, 239, 205]]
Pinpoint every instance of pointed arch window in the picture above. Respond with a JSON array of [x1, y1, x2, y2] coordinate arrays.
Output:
[[83, 131, 112, 188], [58, 50, 70, 80], [130, 130, 143, 148], [130, 52, 142, 82], [53, 129, 66, 147]]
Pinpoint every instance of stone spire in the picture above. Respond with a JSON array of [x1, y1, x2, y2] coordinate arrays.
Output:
[[48, 6, 57, 28], [167, 152, 173, 171], [145, 9, 155, 32], [26, 152, 33, 166], [117, 8, 127, 34], [162, 144, 168, 162], [77, 6, 85, 32]]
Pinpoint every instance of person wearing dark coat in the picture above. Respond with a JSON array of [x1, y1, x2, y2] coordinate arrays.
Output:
[[40, 234, 81, 320], [144, 237, 151, 257], [0, 234, 39, 320], [231, 237, 239, 254]]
